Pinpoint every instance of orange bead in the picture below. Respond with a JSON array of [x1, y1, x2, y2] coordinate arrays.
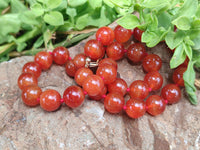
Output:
[[172, 66, 187, 87], [96, 26, 115, 45], [22, 62, 42, 78], [89, 86, 107, 101], [142, 54, 162, 72], [34, 51, 53, 70], [82, 75, 104, 96], [104, 92, 124, 113], [98, 58, 118, 69], [106, 42, 124, 60], [107, 78, 127, 96], [146, 95, 166, 116], [125, 99, 146, 119], [18, 73, 38, 90], [129, 80, 149, 100], [21, 85, 42, 106], [65, 60, 77, 77], [40, 89, 61, 112], [75, 67, 93, 86], [114, 25, 132, 43], [52, 46, 69, 65], [73, 53, 86, 69], [63, 86, 85, 108], [96, 64, 117, 84]]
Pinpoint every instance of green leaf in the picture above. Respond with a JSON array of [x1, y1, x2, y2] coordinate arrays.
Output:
[[36, 0, 47, 4], [33, 36, 44, 48], [88, 0, 102, 9], [173, 0, 198, 19], [0, 54, 9, 63], [117, 14, 140, 29], [107, 0, 132, 8], [172, 16, 191, 30], [76, 14, 89, 30], [10, 0, 27, 13], [30, 3, 44, 16], [43, 11, 64, 26], [20, 11, 39, 25], [0, 14, 21, 36], [46, 0, 62, 9], [183, 43, 192, 60], [16, 42, 27, 52], [57, 21, 74, 31], [66, 7, 77, 23], [170, 43, 186, 68], [157, 12, 172, 29], [165, 30, 185, 49], [183, 61, 197, 105], [68, 0, 87, 7], [0, 0, 9, 9], [141, 0, 169, 8], [192, 34, 200, 50], [103, 0, 115, 8]]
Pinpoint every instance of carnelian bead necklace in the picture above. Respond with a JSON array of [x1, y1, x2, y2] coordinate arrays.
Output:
[[18, 25, 182, 119]]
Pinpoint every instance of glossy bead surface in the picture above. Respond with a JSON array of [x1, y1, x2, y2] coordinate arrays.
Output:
[[63, 86, 85, 108], [22, 62, 42, 78], [96, 26, 115, 45], [106, 42, 124, 60], [89, 86, 107, 101], [161, 84, 181, 104], [104, 92, 124, 113], [21, 85, 42, 106], [107, 78, 127, 96], [114, 25, 132, 43], [142, 54, 162, 72], [127, 43, 146, 63], [172, 66, 187, 87], [133, 27, 144, 42], [146, 95, 166, 116], [52, 46, 69, 65], [82, 75, 104, 96], [40, 89, 61, 112], [34, 51, 53, 70], [125, 99, 146, 119], [65, 60, 77, 77], [98, 58, 117, 69], [75, 67, 93, 86], [96, 64, 117, 84], [18, 73, 38, 90], [84, 39, 105, 60], [73, 53, 86, 69], [129, 80, 149, 100], [144, 71, 163, 91]]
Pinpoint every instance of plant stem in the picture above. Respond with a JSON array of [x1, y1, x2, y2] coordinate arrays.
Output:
[[195, 79, 200, 89], [9, 31, 95, 57]]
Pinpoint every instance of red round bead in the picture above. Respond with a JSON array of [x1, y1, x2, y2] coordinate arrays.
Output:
[[107, 78, 127, 96], [63, 85, 85, 108], [161, 84, 181, 104], [104, 92, 125, 113], [96, 26, 115, 45], [127, 43, 146, 63], [172, 66, 187, 87], [52, 46, 69, 65], [142, 54, 162, 72], [114, 25, 132, 43], [65, 60, 77, 77], [34, 51, 53, 70], [22, 62, 42, 78], [40, 89, 61, 112], [84, 39, 105, 60], [129, 80, 149, 100], [21, 85, 42, 106], [82, 75, 104, 96], [73, 53, 86, 69], [144, 71, 163, 91], [18, 73, 38, 90], [125, 98, 146, 119], [146, 95, 166, 116], [75, 67, 93, 86], [133, 27, 144, 42], [96, 64, 117, 84], [106, 42, 124, 60], [89, 86, 107, 101], [98, 58, 118, 69]]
